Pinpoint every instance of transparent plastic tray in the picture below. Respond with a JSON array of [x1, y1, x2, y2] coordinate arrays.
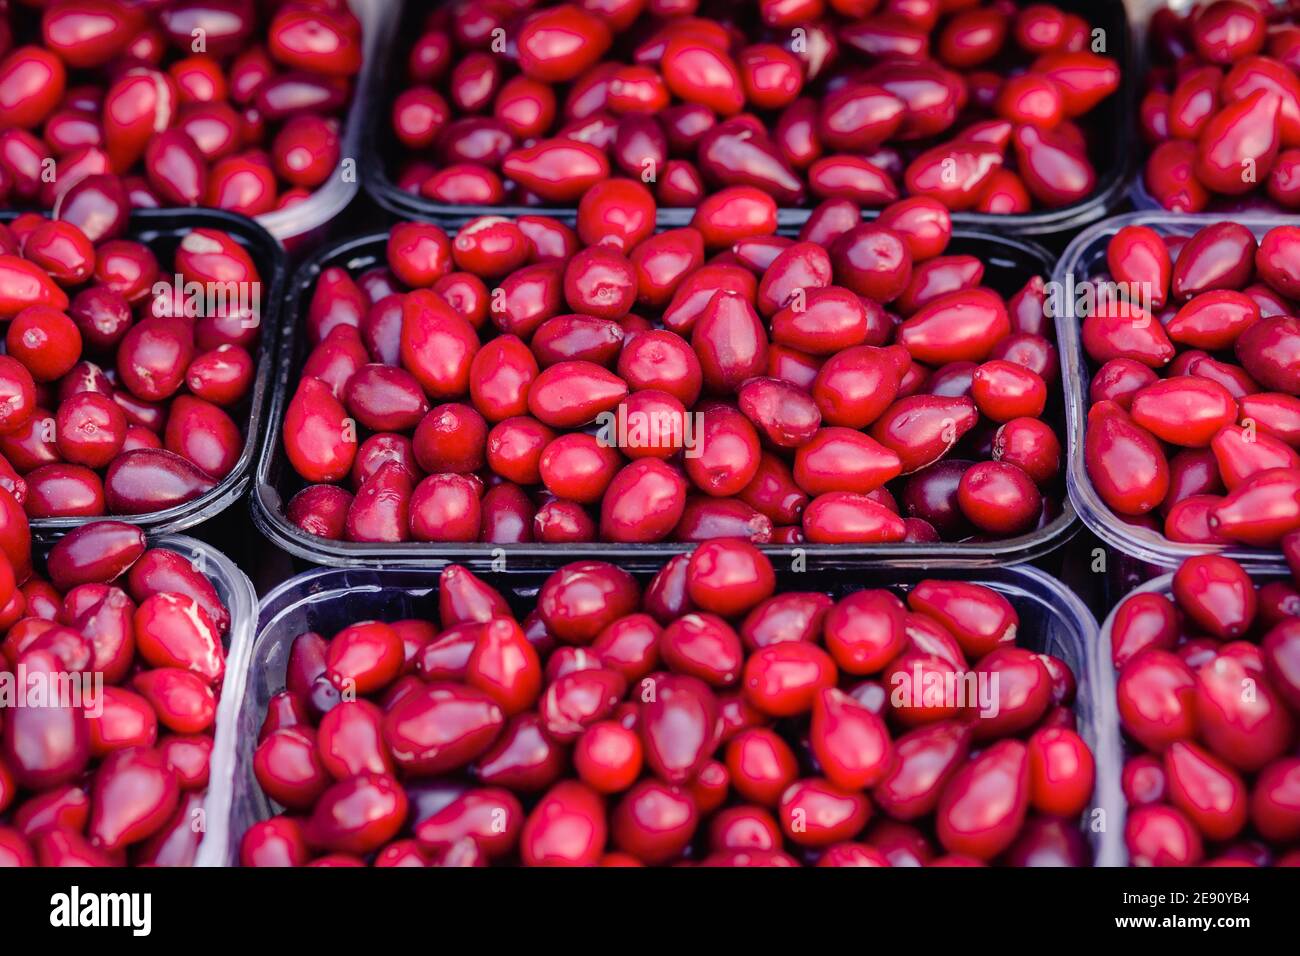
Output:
[[25, 532, 257, 868], [0, 209, 287, 542], [214, 561, 1122, 866], [362, 0, 1134, 238], [0, 1, 397, 244], [1128, 0, 1298, 219], [253, 226, 1077, 568], [1096, 563, 1291, 865], [256, 0, 400, 243], [1055, 210, 1294, 569]]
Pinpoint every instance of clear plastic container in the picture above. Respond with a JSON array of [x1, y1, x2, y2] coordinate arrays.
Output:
[[214, 561, 1123, 866], [1128, 0, 1300, 218], [0, 209, 287, 542], [1096, 563, 1291, 865], [362, 0, 1134, 238], [1055, 210, 1293, 570], [28, 533, 257, 868], [253, 225, 1078, 567], [246, 0, 401, 244], [0, 2, 397, 244]]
